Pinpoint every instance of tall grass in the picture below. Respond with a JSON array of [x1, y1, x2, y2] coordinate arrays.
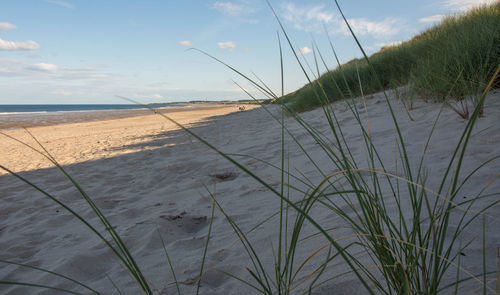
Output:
[[1, 1, 499, 294], [278, 3, 500, 113]]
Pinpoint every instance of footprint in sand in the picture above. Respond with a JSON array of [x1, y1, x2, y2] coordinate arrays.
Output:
[[209, 170, 239, 182], [159, 212, 210, 234]]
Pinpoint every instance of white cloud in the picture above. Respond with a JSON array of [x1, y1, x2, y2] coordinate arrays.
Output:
[[212, 1, 243, 15], [0, 22, 17, 31], [0, 58, 43, 76], [45, 0, 74, 9], [217, 41, 236, 50], [420, 0, 494, 24], [344, 18, 402, 37], [419, 14, 447, 23], [298, 46, 312, 55], [151, 94, 164, 99], [443, 0, 496, 12], [30, 63, 59, 72], [0, 24, 41, 51], [281, 3, 403, 37], [0, 57, 113, 83], [0, 38, 40, 51], [282, 4, 336, 32], [178, 40, 193, 46]]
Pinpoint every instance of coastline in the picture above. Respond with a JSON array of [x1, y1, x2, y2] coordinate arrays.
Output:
[[0, 104, 245, 131], [0, 104, 258, 174]]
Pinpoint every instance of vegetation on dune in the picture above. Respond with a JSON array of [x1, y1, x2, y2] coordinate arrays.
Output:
[[1, 2, 499, 295], [278, 3, 500, 113]]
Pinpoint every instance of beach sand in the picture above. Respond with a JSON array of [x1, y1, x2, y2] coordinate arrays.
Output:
[[0, 92, 499, 294], [0, 104, 257, 174]]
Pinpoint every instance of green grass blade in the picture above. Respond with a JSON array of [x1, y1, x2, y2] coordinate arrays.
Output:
[[0, 259, 100, 294]]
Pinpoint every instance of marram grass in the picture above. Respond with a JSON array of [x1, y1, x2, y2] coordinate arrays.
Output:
[[279, 3, 500, 114], [1, 1, 499, 294]]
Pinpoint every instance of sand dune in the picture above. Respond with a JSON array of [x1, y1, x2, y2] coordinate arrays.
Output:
[[0, 92, 499, 294]]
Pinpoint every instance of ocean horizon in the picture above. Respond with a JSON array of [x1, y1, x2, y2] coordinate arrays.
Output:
[[0, 104, 188, 115]]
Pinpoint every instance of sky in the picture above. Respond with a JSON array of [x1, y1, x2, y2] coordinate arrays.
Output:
[[0, 0, 496, 104]]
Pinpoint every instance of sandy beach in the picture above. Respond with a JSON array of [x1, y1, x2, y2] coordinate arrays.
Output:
[[0, 104, 257, 174], [1, 92, 499, 294]]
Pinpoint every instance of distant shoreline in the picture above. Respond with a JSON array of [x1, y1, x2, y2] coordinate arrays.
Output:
[[0, 103, 261, 174], [0, 100, 263, 115], [0, 103, 251, 131]]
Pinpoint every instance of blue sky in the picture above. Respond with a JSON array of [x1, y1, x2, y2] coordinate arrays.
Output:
[[0, 0, 495, 104]]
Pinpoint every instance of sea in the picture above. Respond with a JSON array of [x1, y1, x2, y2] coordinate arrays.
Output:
[[0, 104, 190, 130], [0, 104, 187, 115]]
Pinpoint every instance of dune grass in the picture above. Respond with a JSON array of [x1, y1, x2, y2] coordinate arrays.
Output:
[[278, 3, 500, 114], [1, 1, 499, 294]]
